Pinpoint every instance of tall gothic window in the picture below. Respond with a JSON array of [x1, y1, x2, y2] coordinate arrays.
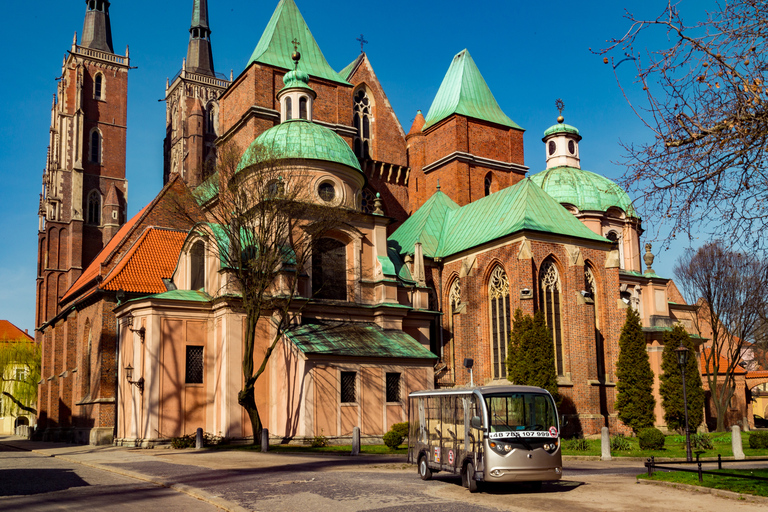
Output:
[[585, 265, 605, 379], [87, 191, 101, 225], [353, 89, 371, 159], [447, 278, 461, 367], [540, 260, 564, 376], [190, 241, 205, 291], [90, 130, 101, 164], [484, 173, 493, 197], [205, 103, 217, 136], [312, 238, 347, 300], [488, 266, 511, 379], [94, 74, 103, 100]]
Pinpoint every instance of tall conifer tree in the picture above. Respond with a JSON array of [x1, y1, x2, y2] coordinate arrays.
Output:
[[660, 325, 705, 432], [615, 307, 656, 433], [506, 309, 558, 398]]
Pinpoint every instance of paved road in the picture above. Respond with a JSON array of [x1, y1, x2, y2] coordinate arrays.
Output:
[[0, 444, 221, 511], [2, 438, 767, 512]]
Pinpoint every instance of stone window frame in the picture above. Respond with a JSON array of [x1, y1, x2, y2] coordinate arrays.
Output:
[[185, 345, 204, 385], [94, 72, 105, 101], [189, 240, 206, 291], [353, 87, 374, 160], [487, 265, 511, 380], [89, 128, 103, 165], [585, 263, 606, 379], [539, 258, 565, 377], [340, 370, 357, 403], [205, 101, 218, 136], [86, 190, 102, 226]]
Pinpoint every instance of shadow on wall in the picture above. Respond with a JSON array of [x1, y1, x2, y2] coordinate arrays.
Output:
[[558, 395, 583, 439]]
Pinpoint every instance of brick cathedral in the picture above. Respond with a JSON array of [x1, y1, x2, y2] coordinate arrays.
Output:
[[35, 0, 696, 445]]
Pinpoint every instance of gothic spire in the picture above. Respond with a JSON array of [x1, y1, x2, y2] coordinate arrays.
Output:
[[81, 0, 114, 53], [186, 0, 215, 76]]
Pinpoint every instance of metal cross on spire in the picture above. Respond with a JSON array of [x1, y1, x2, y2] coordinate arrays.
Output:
[[292, 38, 300, 53], [356, 34, 368, 54]]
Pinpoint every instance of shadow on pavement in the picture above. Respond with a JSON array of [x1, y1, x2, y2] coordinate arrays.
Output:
[[430, 473, 583, 494], [0, 468, 89, 496]]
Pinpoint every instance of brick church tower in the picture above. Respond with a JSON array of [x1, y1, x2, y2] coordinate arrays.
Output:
[[36, 0, 130, 330], [163, 0, 230, 187]]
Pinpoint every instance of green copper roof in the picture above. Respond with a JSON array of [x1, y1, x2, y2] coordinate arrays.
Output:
[[147, 290, 212, 302], [529, 166, 638, 218], [339, 54, 364, 80], [193, 171, 219, 204], [422, 49, 521, 131], [280, 68, 314, 93], [285, 320, 437, 359], [388, 190, 460, 257], [191, 0, 210, 29], [434, 179, 608, 257], [543, 122, 580, 137], [247, 0, 350, 85], [238, 119, 362, 174]]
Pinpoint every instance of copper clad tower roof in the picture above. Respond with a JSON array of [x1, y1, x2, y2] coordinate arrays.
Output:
[[186, 0, 215, 76], [81, 0, 114, 53]]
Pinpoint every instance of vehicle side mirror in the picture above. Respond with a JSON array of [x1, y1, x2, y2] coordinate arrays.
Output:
[[560, 415, 569, 428], [470, 416, 484, 430]]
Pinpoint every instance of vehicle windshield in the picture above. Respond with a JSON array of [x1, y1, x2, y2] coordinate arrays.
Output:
[[484, 393, 558, 437]]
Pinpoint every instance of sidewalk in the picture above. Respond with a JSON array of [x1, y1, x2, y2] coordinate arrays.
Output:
[[0, 436, 408, 512]]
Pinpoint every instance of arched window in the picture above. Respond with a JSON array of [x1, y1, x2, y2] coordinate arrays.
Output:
[[539, 260, 564, 376], [94, 74, 103, 100], [585, 265, 605, 378], [87, 191, 101, 225], [205, 103, 217, 136], [484, 173, 493, 196], [81, 325, 92, 398], [190, 241, 205, 291], [299, 97, 308, 119], [285, 97, 293, 121], [488, 266, 511, 379], [312, 238, 347, 300], [90, 130, 101, 164], [353, 89, 372, 159]]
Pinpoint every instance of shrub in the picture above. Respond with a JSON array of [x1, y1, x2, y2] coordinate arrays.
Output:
[[311, 430, 328, 448], [563, 438, 590, 451], [383, 430, 404, 449], [749, 431, 768, 449], [638, 427, 666, 450], [170, 434, 196, 449], [610, 434, 631, 451], [170, 431, 229, 449], [390, 422, 409, 440], [691, 433, 713, 450]]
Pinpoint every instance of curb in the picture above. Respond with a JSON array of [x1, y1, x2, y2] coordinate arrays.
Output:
[[638, 478, 768, 505], [2, 443, 248, 512]]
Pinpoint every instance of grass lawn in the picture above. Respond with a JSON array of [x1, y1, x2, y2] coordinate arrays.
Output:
[[562, 432, 768, 458], [638, 468, 768, 497]]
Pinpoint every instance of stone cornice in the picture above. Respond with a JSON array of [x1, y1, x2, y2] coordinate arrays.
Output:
[[423, 151, 529, 174]]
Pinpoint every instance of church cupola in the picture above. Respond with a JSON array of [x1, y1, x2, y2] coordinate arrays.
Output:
[[543, 100, 582, 169], [185, 0, 215, 76], [277, 43, 316, 123], [81, 0, 114, 53]]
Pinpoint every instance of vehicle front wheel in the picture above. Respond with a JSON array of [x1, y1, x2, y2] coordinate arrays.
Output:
[[418, 455, 432, 480], [465, 462, 478, 493]]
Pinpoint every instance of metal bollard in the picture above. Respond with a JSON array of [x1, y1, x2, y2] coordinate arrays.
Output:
[[351, 426, 360, 456], [718, 454, 722, 470], [600, 427, 611, 461], [261, 428, 269, 453], [698, 462, 703, 482], [195, 428, 204, 449]]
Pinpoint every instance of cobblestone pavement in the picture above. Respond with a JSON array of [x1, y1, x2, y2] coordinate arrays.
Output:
[[2, 437, 766, 512]]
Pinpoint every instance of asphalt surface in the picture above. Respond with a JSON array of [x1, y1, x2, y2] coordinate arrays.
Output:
[[2, 437, 767, 512]]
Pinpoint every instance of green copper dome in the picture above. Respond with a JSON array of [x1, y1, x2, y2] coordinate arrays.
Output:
[[543, 122, 580, 138], [529, 166, 637, 218], [238, 119, 362, 173], [280, 68, 313, 93]]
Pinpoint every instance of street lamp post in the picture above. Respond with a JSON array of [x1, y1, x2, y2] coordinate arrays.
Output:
[[675, 343, 693, 462]]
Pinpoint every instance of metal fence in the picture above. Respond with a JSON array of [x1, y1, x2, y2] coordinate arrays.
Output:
[[645, 454, 768, 483]]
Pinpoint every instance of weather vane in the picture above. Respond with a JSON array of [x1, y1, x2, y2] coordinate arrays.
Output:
[[356, 34, 368, 54], [555, 98, 565, 123]]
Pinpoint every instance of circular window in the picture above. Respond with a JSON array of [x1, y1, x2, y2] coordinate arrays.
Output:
[[568, 140, 575, 154], [318, 182, 336, 203], [548, 140, 556, 156], [361, 189, 376, 213]]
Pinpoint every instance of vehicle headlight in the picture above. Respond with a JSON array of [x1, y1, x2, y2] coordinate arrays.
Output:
[[489, 440, 512, 455]]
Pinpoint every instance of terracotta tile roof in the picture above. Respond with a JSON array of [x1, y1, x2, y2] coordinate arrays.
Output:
[[0, 320, 33, 342], [700, 348, 747, 375], [747, 370, 768, 379], [102, 228, 187, 294], [61, 204, 150, 302]]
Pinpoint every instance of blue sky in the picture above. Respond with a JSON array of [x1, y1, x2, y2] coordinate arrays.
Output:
[[0, 0, 714, 332]]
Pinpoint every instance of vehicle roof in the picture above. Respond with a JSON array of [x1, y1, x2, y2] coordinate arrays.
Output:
[[408, 384, 551, 397]]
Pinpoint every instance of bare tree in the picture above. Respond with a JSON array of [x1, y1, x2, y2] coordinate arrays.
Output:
[[674, 241, 767, 431], [599, 1, 768, 249], [181, 141, 350, 442]]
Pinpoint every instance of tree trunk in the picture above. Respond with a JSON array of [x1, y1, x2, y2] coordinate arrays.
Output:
[[238, 385, 262, 443], [239, 307, 262, 444]]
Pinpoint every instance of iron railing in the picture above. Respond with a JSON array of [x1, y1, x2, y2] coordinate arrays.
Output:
[[645, 454, 768, 483]]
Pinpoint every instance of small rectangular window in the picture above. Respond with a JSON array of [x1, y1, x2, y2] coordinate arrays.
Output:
[[386, 372, 401, 403], [341, 371, 356, 403], [185, 346, 204, 384]]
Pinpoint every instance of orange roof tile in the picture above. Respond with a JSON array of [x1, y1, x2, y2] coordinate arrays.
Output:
[[62, 204, 150, 302], [0, 320, 34, 342], [102, 228, 187, 294], [700, 348, 747, 375]]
